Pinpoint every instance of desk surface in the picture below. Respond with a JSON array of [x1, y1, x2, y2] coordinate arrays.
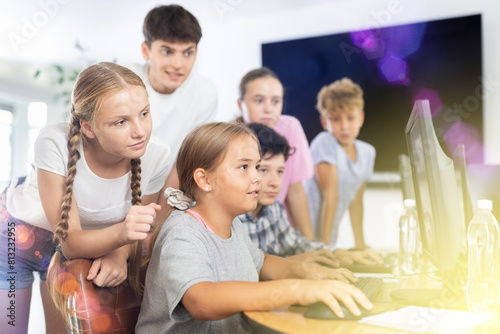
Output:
[[244, 271, 500, 334]]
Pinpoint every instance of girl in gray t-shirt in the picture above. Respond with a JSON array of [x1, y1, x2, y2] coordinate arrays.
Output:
[[137, 122, 373, 334]]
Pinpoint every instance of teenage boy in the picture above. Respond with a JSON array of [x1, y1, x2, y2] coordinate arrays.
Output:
[[240, 123, 382, 267], [133, 5, 218, 161], [303, 78, 375, 248]]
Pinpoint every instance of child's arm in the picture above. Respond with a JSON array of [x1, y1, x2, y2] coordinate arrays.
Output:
[[285, 182, 315, 240], [333, 248, 383, 266], [349, 182, 367, 249], [38, 169, 160, 260], [259, 254, 354, 282], [86, 192, 161, 287], [273, 208, 340, 267], [316, 162, 339, 244], [182, 279, 371, 321], [287, 249, 339, 268]]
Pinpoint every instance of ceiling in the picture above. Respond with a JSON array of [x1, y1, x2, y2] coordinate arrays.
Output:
[[0, 0, 328, 65], [0, 0, 333, 95]]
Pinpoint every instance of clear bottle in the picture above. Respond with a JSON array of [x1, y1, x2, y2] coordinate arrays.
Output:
[[466, 199, 500, 313], [398, 199, 420, 274]]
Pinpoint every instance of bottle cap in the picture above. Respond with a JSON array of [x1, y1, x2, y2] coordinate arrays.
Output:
[[404, 199, 416, 207], [477, 199, 492, 210]]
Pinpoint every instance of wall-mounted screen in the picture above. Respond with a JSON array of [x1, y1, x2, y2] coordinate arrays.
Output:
[[262, 14, 483, 171]]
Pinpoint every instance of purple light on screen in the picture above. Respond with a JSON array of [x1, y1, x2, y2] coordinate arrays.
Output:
[[350, 30, 377, 51], [443, 121, 483, 164], [382, 23, 426, 58], [413, 89, 442, 117], [378, 55, 410, 85]]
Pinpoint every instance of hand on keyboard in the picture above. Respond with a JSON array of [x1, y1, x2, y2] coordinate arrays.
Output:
[[333, 249, 384, 266]]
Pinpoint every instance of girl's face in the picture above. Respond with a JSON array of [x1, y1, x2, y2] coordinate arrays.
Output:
[[84, 85, 152, 160], [238, 76, 283, 128], [209, 135, 262, 216]]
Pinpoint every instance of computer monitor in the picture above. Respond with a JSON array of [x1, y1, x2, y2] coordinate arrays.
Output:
[[398, 154, 415, 201], [394, 99, 468, 305], [453, 144, 474, 229]]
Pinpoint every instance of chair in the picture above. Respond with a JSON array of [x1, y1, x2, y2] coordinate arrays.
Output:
[[63, 259, 145, 334]]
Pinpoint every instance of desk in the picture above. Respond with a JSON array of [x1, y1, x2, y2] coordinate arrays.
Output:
[[244, 271, 500, 334]]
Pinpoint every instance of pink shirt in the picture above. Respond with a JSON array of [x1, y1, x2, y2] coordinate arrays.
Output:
[[273, 115, 314, 204]]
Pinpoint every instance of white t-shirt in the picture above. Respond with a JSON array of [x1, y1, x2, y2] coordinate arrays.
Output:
[[128, 64, 218, 161], [6, 122, 172, 231]]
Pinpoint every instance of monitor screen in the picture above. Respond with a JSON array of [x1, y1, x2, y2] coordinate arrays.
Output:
[[262, 14, 483, 171], [405, 99, 466, 276]]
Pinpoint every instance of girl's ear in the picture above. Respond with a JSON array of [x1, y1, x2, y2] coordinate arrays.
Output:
[[237, 98, 243, 112], [193, 168, 211, 192], [80, 120, 96, 139]]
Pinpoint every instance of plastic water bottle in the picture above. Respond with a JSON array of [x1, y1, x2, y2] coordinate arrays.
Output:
[[466, 199, 500, 313], [398, 199, 419, 274]]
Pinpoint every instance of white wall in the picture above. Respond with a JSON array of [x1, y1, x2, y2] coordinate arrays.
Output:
[[198, 0, 500, 164], [2, 0, 499, 166]]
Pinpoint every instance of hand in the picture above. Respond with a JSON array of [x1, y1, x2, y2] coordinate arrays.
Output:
[[295, 279, 373, 319], [120, 203, 161, 244], [288, 249, 340, 268], [293, 261, 357, 283], [87, 247, 129, 287], [334, 249, 383, 267]]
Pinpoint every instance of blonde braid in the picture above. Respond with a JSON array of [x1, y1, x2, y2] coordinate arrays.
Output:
[[47, 112, 84, 331], [52, 114, 81, 247], [129, 158, 144, 296], [130, 158, 142, 206]]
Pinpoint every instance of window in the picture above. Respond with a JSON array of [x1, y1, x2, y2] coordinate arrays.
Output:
[[27, 102, 47, 175], [0, 107, 13, 184]]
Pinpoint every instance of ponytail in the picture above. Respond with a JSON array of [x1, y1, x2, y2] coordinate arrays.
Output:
[[144, 187, 192, 266]]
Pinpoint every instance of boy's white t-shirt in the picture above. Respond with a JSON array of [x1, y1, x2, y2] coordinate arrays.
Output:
[[303, 131, 375, 245], [6, 122, 172, 231], [128, 63, 218, 161]]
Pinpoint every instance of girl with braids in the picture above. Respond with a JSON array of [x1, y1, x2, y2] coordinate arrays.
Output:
[[0, 62, 173, 333], [136, 122, 371, 334]]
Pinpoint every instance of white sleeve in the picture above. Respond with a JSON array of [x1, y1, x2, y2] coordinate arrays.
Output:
[[142, 138, 173, 195], [193, 76, 218, 126], [33, 123, 68, 177]]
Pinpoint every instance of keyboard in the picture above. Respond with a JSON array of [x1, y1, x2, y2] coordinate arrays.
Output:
[[353, 277, 384, 299], [303, 277, 383, 320]]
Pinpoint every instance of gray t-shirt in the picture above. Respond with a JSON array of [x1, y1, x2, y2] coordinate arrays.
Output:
[[136, 210, 265, 334]]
